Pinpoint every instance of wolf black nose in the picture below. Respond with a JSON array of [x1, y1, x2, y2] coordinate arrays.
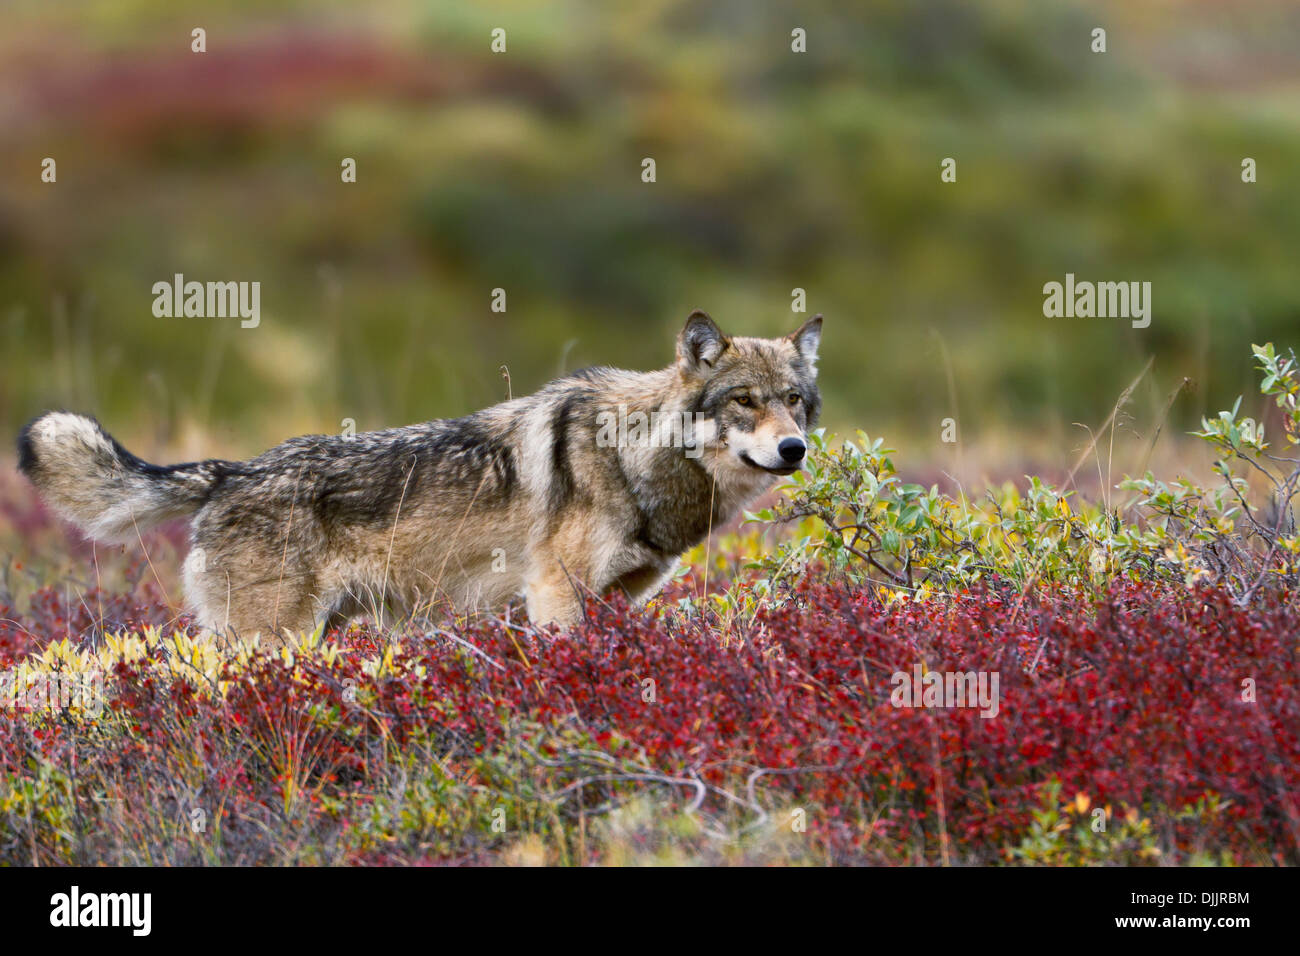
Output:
[[778, 438, 806, 464]]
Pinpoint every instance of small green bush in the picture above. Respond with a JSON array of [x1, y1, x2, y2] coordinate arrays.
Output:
[[746, 343, 1299, 605]]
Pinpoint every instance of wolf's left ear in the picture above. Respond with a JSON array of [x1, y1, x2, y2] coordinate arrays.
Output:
[[788, 314, 822, 369], [677, 310, 730, 374]]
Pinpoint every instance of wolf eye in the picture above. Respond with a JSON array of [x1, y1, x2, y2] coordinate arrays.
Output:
[[734, 394, 752, 407], [787, 392, 801, 406]]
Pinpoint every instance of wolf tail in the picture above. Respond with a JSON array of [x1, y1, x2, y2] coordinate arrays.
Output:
[[17, 412, 226, 544]]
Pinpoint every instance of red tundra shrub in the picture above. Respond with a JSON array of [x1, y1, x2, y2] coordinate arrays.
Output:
[[403, 582, 1297, 864], [0, 580, 1295, 864]]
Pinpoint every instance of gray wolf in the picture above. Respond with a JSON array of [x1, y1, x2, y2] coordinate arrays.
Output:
[[17, 310, 822, 643]]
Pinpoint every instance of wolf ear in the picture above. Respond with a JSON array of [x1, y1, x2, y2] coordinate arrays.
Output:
[[677, 310, 730, 374], [788, 314, 822, 369]]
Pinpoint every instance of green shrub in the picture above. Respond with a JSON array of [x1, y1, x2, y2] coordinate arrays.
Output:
[[745, 343, 1299, 605], [1123, 343, 1300, 602]]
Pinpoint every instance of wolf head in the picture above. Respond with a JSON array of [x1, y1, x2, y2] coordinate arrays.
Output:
[[677, 309, 822, 478]]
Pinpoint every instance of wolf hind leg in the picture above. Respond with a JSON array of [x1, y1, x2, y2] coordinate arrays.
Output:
[[229, 586, 319, 647], [184, 552, 319, 648]]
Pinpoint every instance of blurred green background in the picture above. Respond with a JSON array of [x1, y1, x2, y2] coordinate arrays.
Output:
[[1, 0, 1297, 482]]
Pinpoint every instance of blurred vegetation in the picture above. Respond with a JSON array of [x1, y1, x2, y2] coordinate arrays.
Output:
[[1, 0, 1297, 478]]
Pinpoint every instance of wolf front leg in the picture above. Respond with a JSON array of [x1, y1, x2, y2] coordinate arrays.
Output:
[[524, 562, 585, 627], [522, 521, 594, 627], [609, 558, 679, 605]]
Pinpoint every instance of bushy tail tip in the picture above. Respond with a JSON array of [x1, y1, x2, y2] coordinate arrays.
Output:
[[17, 412, 219, 543]]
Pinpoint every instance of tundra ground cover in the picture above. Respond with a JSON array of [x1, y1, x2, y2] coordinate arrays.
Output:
[[0, 346, 1296, 866], [0, 550, 1295, 865]]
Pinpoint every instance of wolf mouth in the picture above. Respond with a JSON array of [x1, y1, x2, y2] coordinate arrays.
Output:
[[739, 452, 800, 476]]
